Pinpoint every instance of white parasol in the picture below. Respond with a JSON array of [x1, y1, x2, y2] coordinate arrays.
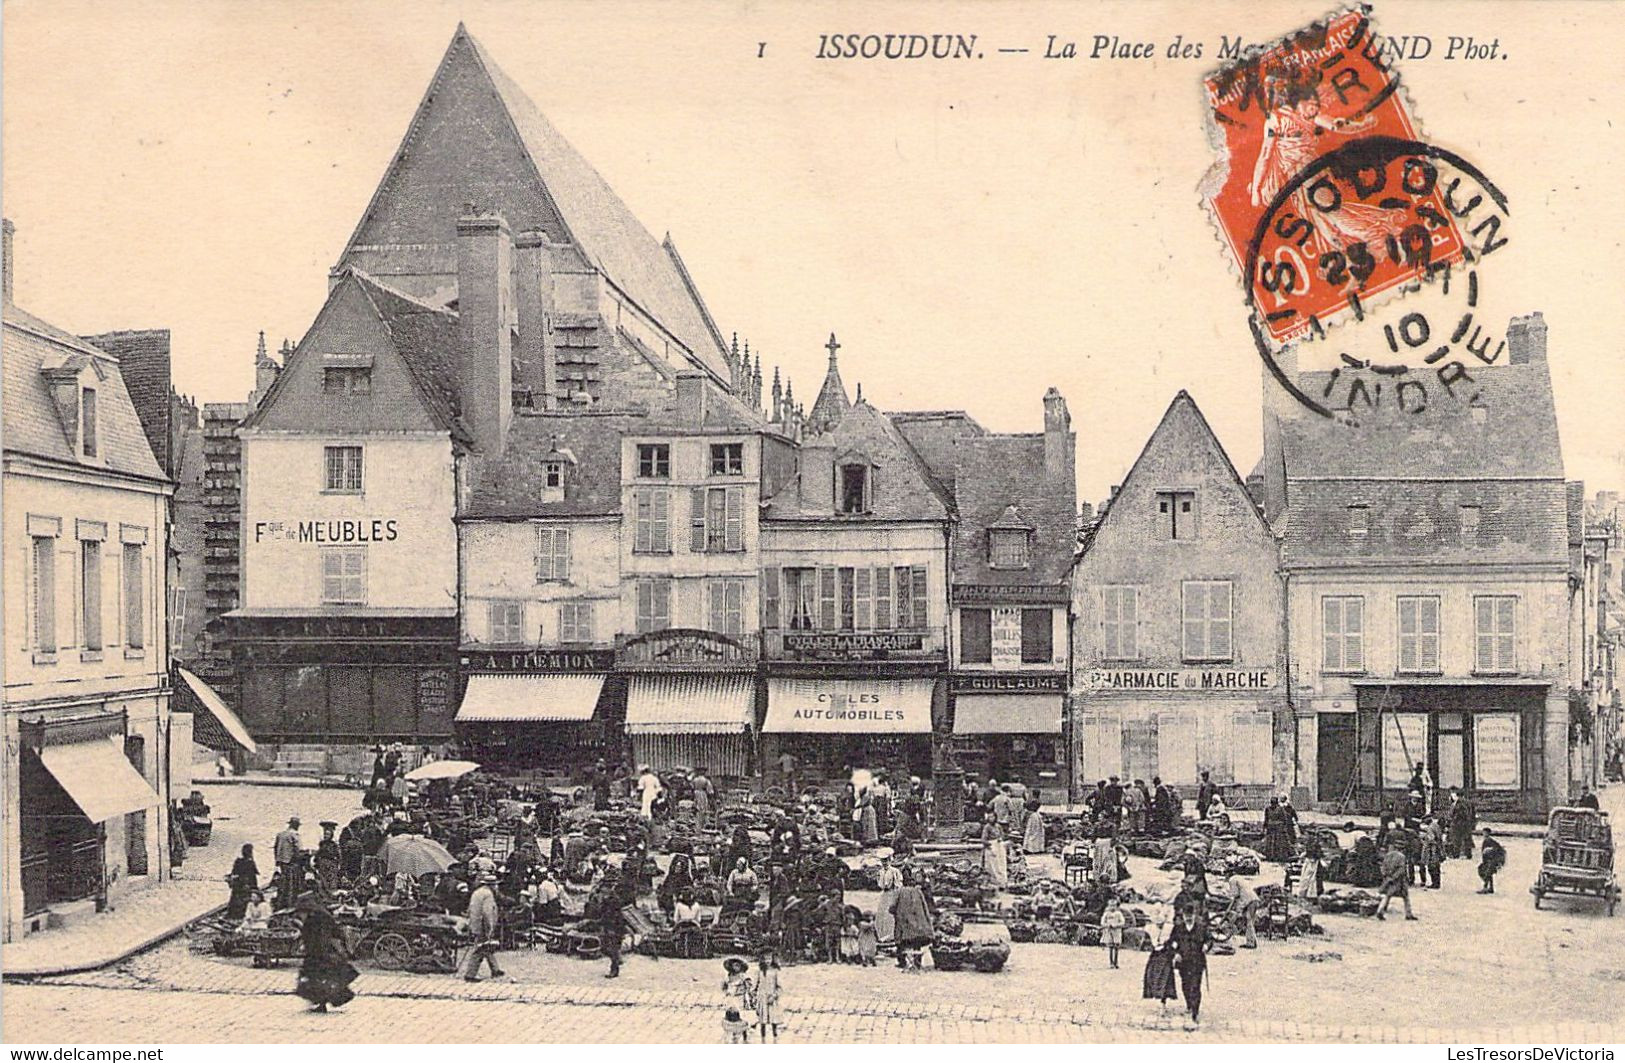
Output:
[[403, 759, 481, 782]]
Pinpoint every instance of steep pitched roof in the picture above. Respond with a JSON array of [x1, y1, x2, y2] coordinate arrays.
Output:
[[951, 433, 1077, 585], [3, 301, 166, 481], [763, 400, 953, 521], [340, 26, 730, 383], [891, 410, 987, 495], [84, 329, 172, 474], [465, 411, 637, 518]]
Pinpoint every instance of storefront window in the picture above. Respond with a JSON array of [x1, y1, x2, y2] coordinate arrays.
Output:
[[960, 609, 992, 663]]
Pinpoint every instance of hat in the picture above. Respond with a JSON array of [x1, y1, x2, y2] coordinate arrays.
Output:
[[288, 816, 301, 826], [723, 956, 750, 975], [478, 872, 498, 885], [320, 820, 338, 830]]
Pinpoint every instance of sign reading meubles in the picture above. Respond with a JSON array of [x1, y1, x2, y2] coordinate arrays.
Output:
[[254, 519, 401, 543]]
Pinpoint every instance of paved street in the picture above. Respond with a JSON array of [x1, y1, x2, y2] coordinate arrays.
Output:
[[6, 781, 1623, 1043]]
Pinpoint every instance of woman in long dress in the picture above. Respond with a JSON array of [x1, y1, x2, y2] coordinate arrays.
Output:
[[875, 859, 903, 943], [1092, 827, 1119, 886], [980, 813, 1009, 888], [1142, 909, 1178, 1011], [858, 794, 879, 847], [294, 895, 357, 1013], [1022, 792, 1046, 855], [226, 843, 259, 921]]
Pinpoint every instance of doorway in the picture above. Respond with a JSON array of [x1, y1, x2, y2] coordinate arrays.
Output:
[[1317, 714, 1357, 803]]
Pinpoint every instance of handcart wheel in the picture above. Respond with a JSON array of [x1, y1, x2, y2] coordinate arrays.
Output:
[[372, 931, 411, 970]]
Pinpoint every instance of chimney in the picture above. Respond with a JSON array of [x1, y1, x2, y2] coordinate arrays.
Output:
[[799, 441, 836, 512], [675, 370, 708, 428], [513, 230, 556, 411], [1507, 311, 1547, 365], [1245, 471, 1266, 511], [2, 218, 13, 302], [456, 212, 514, 458], [1078, 501, 1094, 526], [1043, 387, 1072, 482]]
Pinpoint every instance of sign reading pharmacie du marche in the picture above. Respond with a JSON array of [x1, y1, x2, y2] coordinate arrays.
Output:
[[1083, 668, 1276, 691], [462, 648, 617, 673]]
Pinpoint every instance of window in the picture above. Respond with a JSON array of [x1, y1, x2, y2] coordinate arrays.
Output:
[[1474, 595, 1517, 673], [123, 543, 144, 650], [321, 547, 366, 604], [692, 486, 744, 552], [873, 566, 893, 629], [1156, 490, 1198, 540], [708, 579, 746, 635], [1021, 609, 1053, 664], [488, 599, 526, 643], [1348, 504, 1369, 537], [710, 443, 744, 476], [1460, 505, 1481, 546], [1397, 595, 1440, 673], [633, 488, 670, 553], [637, 444, 670, 478], [783, 568, 817, 630], [961, 608, 993, 664], [990, 529, 1031, 569], [535, 527, 571, 581], [543, 462, 565, 490], [895, 566, 928, 628], [322, 367, 372, 394], [559, 601, 594, 643], [762, 566, 781, 629], [1103, 586, 1139, 660], [323, 445, 363, 493], [854, 567, 872, 630], [32, 535, 56, 654], [1181, 580, 1232, 662], [81, 540, 102, 651], [839, 464, 870, 514], [838, 568, 856, 630], [169, 586, 187, 650], [81, 387, 98, 458], [818, 567, 838, 630], [1322, 595, 1365, 673], [635, 580, 671, 634]]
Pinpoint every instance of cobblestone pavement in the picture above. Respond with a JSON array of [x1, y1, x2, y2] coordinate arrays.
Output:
[[2, 783, 361, 976]]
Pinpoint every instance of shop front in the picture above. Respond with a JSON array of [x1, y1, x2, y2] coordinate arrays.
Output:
[[762, 675, 939, 783], [454, 648, 619, 774], [625, 674, 757, 779], [17, 711, 163, 920], [1343, 681, 1551, 818], [947, 672, 1066, 793]]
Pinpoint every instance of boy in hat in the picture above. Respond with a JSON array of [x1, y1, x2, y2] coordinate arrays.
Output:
[[459, 872, 505, 981], [274, 816, 302, 903]]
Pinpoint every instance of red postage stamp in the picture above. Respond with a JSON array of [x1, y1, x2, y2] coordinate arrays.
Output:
[[1203, 7, 1468, 343]]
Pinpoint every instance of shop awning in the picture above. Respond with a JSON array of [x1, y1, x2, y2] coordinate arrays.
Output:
[[38, 737, 162, 823], [456, 674, 606, 723], [953, 693, 1063, 735], [177, 667, 258, 754], [626, 674, 755, 734], [763, 678, 934, 734]]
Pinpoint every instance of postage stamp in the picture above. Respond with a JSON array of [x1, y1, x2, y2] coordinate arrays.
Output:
[[1201, 6, 1468, 345]]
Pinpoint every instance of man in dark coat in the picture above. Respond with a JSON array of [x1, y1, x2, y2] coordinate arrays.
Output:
[[1447, 789, 1477, 859], [1152, 777, 1176, 836], [1196, 771, 1217, 822], [590, 759, 612, 811], [1169, 903, 1210, 1026], [1102, 776, 1125, 830]]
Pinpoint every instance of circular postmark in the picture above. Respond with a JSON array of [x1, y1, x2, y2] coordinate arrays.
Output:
[[1244, 136, 1512, 420]]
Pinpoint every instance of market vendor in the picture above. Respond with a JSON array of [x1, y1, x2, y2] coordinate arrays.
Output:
[[726, 858, 760, 902], [659, 851, 697, 913], [240, 889, 272, 933], [315, 822, 342, 891]]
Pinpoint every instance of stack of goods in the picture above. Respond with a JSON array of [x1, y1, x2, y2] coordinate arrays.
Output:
[[922, 858, 997, 909], [1316, 885, 1382, 916], [931, 918, 1012, 973]]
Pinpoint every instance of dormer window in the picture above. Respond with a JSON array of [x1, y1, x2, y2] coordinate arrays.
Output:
[[838, 463, 871, 515], [321, 353, 373, 394], [544, 462, 565, 489], [990, 529, 1031, 569], [80, 387, 98, 458], [540, 436, 576, 504]]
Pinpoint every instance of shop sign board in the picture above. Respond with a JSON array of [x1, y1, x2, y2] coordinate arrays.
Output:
[[950, 673, 1065, 693], [782, 631, 924, 659], [1473, 713, 1521, 790], [462, 648, 616, 673], [952, 584, 1069, 605], [1082, 668, 1275, 692], [991, 608, 1022, 668], [1382, 712, 1429, 788]]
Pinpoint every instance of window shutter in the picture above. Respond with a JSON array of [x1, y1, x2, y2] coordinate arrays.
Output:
[[690, 487, 707, 552], [123, 544, 144, 649], [819, 567, 837, 630], [1398, 597, 1416, 670], [1345, 597, 1364, 671], [1420, 597, 1439, 672], [874, 567, 892, 629], [1210, 582, 1233, 660], [1021, 608, 1052, 664], [763, 566, 780, 629], [961, 609, 992, 664], [708, 581, 723, 633], [1124, 588, 1138, 658], [1323, 597, 1342, 671], [653, 489, 670, 552], [1183, 582, 1206, 660], [82, 540, 102, 650], [911, 567, 928, 629], [854, 567, 872, 630], [728, 580, 744, 634], [555, 528, 571, 581], [1102, 587, 1119, 659], [725, 487, 744, 551], [34, 538, 56, 653]]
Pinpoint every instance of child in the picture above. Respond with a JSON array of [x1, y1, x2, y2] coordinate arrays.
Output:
[[240, 890, 272, 933], [1477, 828, 1507, 894], [752, 953, 782, 1043], [838, 907, 860, 963], [1100, 895, 1127, 969], [855, 913, 879, 966], [721, 1007, 750, 1044]]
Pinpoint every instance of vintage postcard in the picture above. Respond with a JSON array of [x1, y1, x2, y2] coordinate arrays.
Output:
[[2, 0, 1621, 1050]]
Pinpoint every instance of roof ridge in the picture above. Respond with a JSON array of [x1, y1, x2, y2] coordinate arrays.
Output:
[[347, 267, 458, 316]]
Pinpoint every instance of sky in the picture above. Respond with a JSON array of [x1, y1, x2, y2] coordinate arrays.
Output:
[[5, 0, 1622, 507]]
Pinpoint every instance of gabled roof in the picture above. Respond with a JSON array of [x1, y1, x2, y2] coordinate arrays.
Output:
[[948, 433, 1077, 585], [465, 411, 637, 518], [3, 301, 166, 481], [762, 400, 953, 521], [339, 25, 730, 383], [891, 410, 987, 496]]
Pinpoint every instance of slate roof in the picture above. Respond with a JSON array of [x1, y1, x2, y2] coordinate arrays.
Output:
[[344, 26, 731, 383], [84, 329, 172, 475], [3, 301, 167, 482], [949, 432, 1077, 586], [891, 411, 987, 496], [763, 400, 953, 522], [465, 411, 638, 518]]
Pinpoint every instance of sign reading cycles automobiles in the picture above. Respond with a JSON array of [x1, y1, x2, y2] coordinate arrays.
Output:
[[1082, 668, 1276, 691]]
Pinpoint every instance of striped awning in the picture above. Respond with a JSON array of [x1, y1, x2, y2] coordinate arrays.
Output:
[[456, 674, 606, 723], [953, 693, 1063, 735], [177, 667, 258, 753], [39, 737, 162, 823], [625, 674, 755, 734]]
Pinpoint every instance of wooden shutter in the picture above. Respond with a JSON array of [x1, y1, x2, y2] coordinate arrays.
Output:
[[854, 567, 872, 630], [873, 566, 892, 629], [895, 567, 913, 630], [1209, 582, 1232, 660], [1182, 582, 1206, 660], [123, 543, 144, 649], [1418, 597, 1439, 672], [960, 609, 992, 664], [762, 566, 780, 629], [1021, 608, 1052, 664], [911, 567, 929, 629], [34, 537, 56, 653], [652, 489, 670, 552], [635, 491, 652, 553], [725, 487, 744, 551], [818, 567, 837, 630], [554, 529, 571, 581], [82, 540, 102, 650], [1344, 597, 1364, 671], [839, 568, 855, 630], [690, 488, 707, 552]]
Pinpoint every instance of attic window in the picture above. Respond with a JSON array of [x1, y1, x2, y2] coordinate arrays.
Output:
[[989, 528, 1031, 569], [1460, 504, 1481, 545], [544, 462, 565, 489], [1155, 490, 1197, 540], [838, 464, 871, 515], [322, 367, 371, 395], [80, 387, 98, 458], [1348, 504, 1369, 537]]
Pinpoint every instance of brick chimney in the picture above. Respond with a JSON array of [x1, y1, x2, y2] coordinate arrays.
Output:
[[3, 218, 14, 302], [1043, 387, 1072, 483], [1507, 311, 1547, 365], [456, 212, 514, 458], [675, 370, 709, 428], [513, 230, 556, 411]]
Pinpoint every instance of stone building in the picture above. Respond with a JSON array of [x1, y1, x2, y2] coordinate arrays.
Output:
[[1070, 392, 1288, 804], [2, 221, 181, 940], [1264, 313, 1573, 817]]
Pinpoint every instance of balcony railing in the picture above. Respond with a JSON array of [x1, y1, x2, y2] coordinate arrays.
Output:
[[762, 625, 948, 663]]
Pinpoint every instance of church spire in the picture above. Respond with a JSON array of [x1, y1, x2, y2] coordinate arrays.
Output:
[[806, 330, 852, 436]]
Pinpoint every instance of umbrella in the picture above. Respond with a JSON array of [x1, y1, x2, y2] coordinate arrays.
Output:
[[379, 835, 457, 877], [404, 759, 481, 782]]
